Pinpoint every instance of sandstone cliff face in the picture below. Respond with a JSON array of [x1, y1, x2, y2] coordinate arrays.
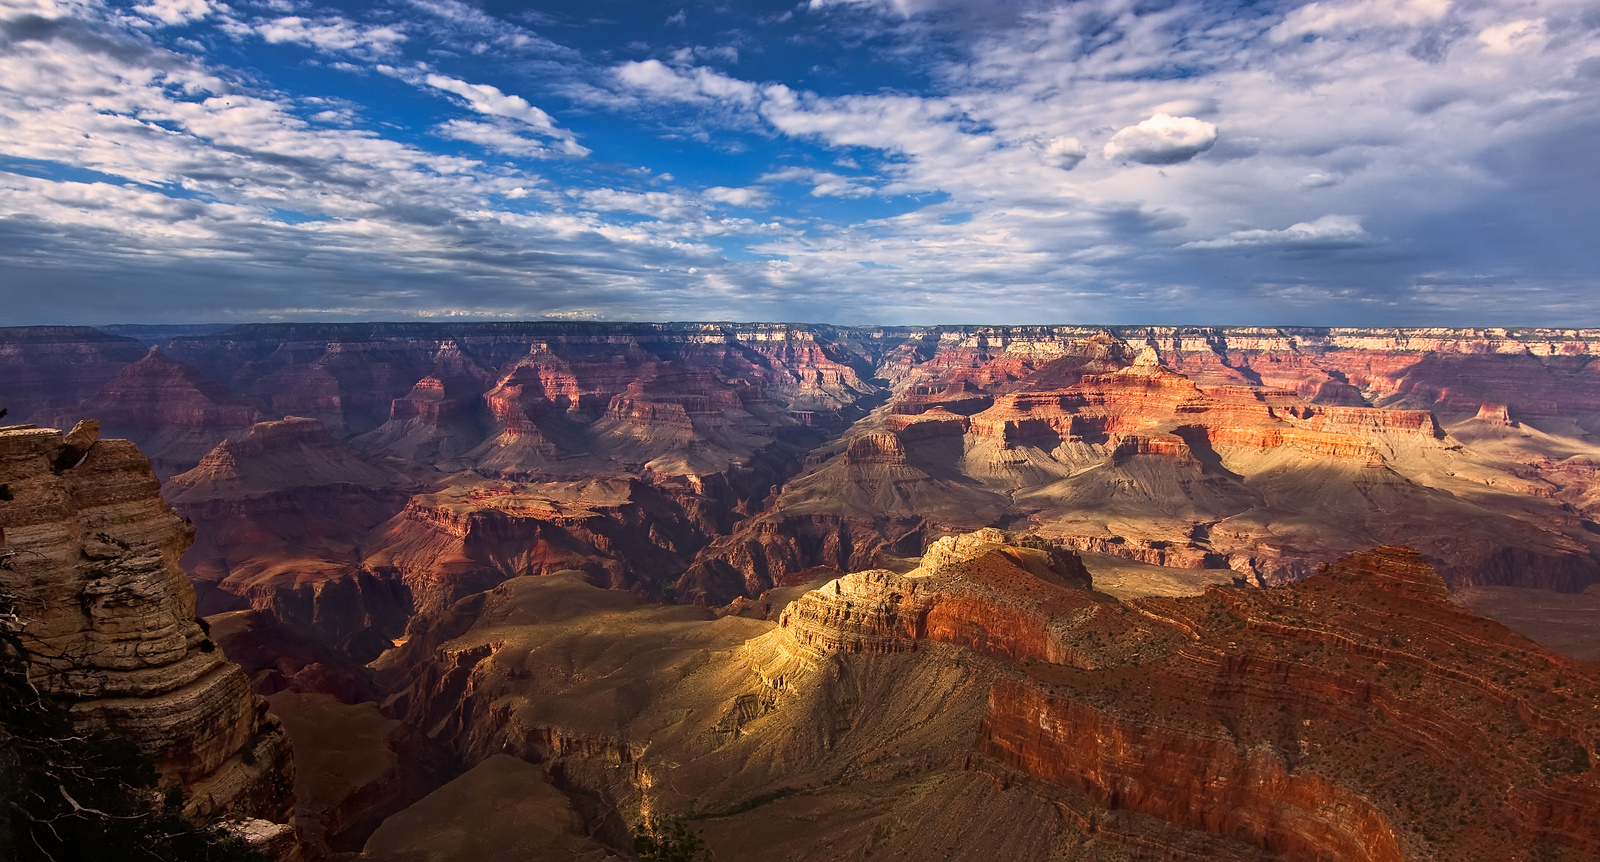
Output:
[[375, 530, 1600, 861], [0, 423, 296, 829], [778, 529, 1099, 663], [679, 325, 1600, 605], [976, 546, 1600, 861]]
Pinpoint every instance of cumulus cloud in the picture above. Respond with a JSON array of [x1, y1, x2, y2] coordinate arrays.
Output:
[[1040, 136, 1087, 170], [1478, 19, 1546, 54], [612, 59, 759, 106], [1182, 215, 1372, 249], [1103, 114, 1218, 165], [759, 167, 874, 198], [805, 0, 951, 15], [1270, 0, 1449, 42], [424, 74, 552, 128], [703, 186, 771, 207], [579, 188, 703, 221], [3, 0, 1599, 324], [435, 119, 559, 158], [133, 0, 214, 27]]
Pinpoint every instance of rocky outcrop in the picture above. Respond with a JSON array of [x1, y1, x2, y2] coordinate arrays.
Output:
[[763, 536, 1600, 860], [0, 424, 296, 831], [677, 512, 931, 605], [975, 546, 1600, 861], [779, 529, 1097, 662], [374, 531, 1600, 861], [362, 475, 719, 615]]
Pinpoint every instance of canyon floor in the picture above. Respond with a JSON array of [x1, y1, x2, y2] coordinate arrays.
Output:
[[3, 322, 1600, 860]]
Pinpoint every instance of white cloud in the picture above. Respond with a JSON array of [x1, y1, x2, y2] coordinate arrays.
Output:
[[805, 0, 947, 15], [1182, 215, 1372, 249], [1269, 0, 1450, 42], [4, 0, 1599, 324], [249, 16, 406, 55], [423, 74, 551, 128], [703, 186, 771, 207], [759, 167, 874, 198], [133, 0, 215, 27], [435, 119, 560, 158], [1041, 136, 1086, 170], [612, 59, 760, 106], [422, 74, 587, 156], [1103, 114, 1218, 165], [1478, 19, 1546, 54], [579, 188, 702, 220]]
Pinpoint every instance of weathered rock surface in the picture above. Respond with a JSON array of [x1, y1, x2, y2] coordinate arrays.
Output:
[[0, 424, 296, 830], [9, 323, 1599, 612], [980, 545, 1600, 860], [375, 531, 1600, 861]]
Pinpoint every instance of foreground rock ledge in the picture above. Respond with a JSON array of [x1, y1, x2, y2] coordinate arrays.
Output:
[[0, 422, 298, 853]]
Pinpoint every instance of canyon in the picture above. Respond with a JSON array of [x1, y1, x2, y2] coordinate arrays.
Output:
[[2, 322, 1599, 859]]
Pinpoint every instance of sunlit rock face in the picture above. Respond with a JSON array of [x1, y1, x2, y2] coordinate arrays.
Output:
[[0, 423, 296, 831], [374, 530, 1599, 861], [679, 325, 1600, 605]]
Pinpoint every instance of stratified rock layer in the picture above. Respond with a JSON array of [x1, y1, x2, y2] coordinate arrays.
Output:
[[0, 424, 296, 825], [376, 531, 1599, 861]]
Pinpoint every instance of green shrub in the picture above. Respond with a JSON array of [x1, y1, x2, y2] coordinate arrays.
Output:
[[632, 814, 713, 862]]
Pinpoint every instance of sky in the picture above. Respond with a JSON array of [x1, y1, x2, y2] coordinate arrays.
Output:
[[0, 0, 1597, 325]]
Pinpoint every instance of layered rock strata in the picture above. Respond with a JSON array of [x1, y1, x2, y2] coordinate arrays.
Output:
[[6, 322, 1600, 614], [376, 530, 1600, 861], [0, 423, 297, 833]]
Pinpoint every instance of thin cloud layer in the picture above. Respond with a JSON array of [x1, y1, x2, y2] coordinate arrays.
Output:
[[1183, 215, 1372, 249], [0, 0, 1596, 325]]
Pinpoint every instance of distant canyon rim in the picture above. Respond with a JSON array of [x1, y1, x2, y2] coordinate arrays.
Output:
[[2, 322, 1598, 861]]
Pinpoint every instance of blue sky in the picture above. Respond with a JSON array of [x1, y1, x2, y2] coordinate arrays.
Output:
[[1, 0, 1596, 324]]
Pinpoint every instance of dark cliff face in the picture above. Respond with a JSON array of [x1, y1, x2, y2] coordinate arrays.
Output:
[[0, 327, 148, 418]]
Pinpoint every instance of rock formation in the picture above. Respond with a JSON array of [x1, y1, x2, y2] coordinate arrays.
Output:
[[31, 348, 262, 477], [0, 422, 298, 848], [675, 326, 1600, 604], [165, 417, 415, 665], [370, 529, 1600, 861], [5, 322, 1600, 671]]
